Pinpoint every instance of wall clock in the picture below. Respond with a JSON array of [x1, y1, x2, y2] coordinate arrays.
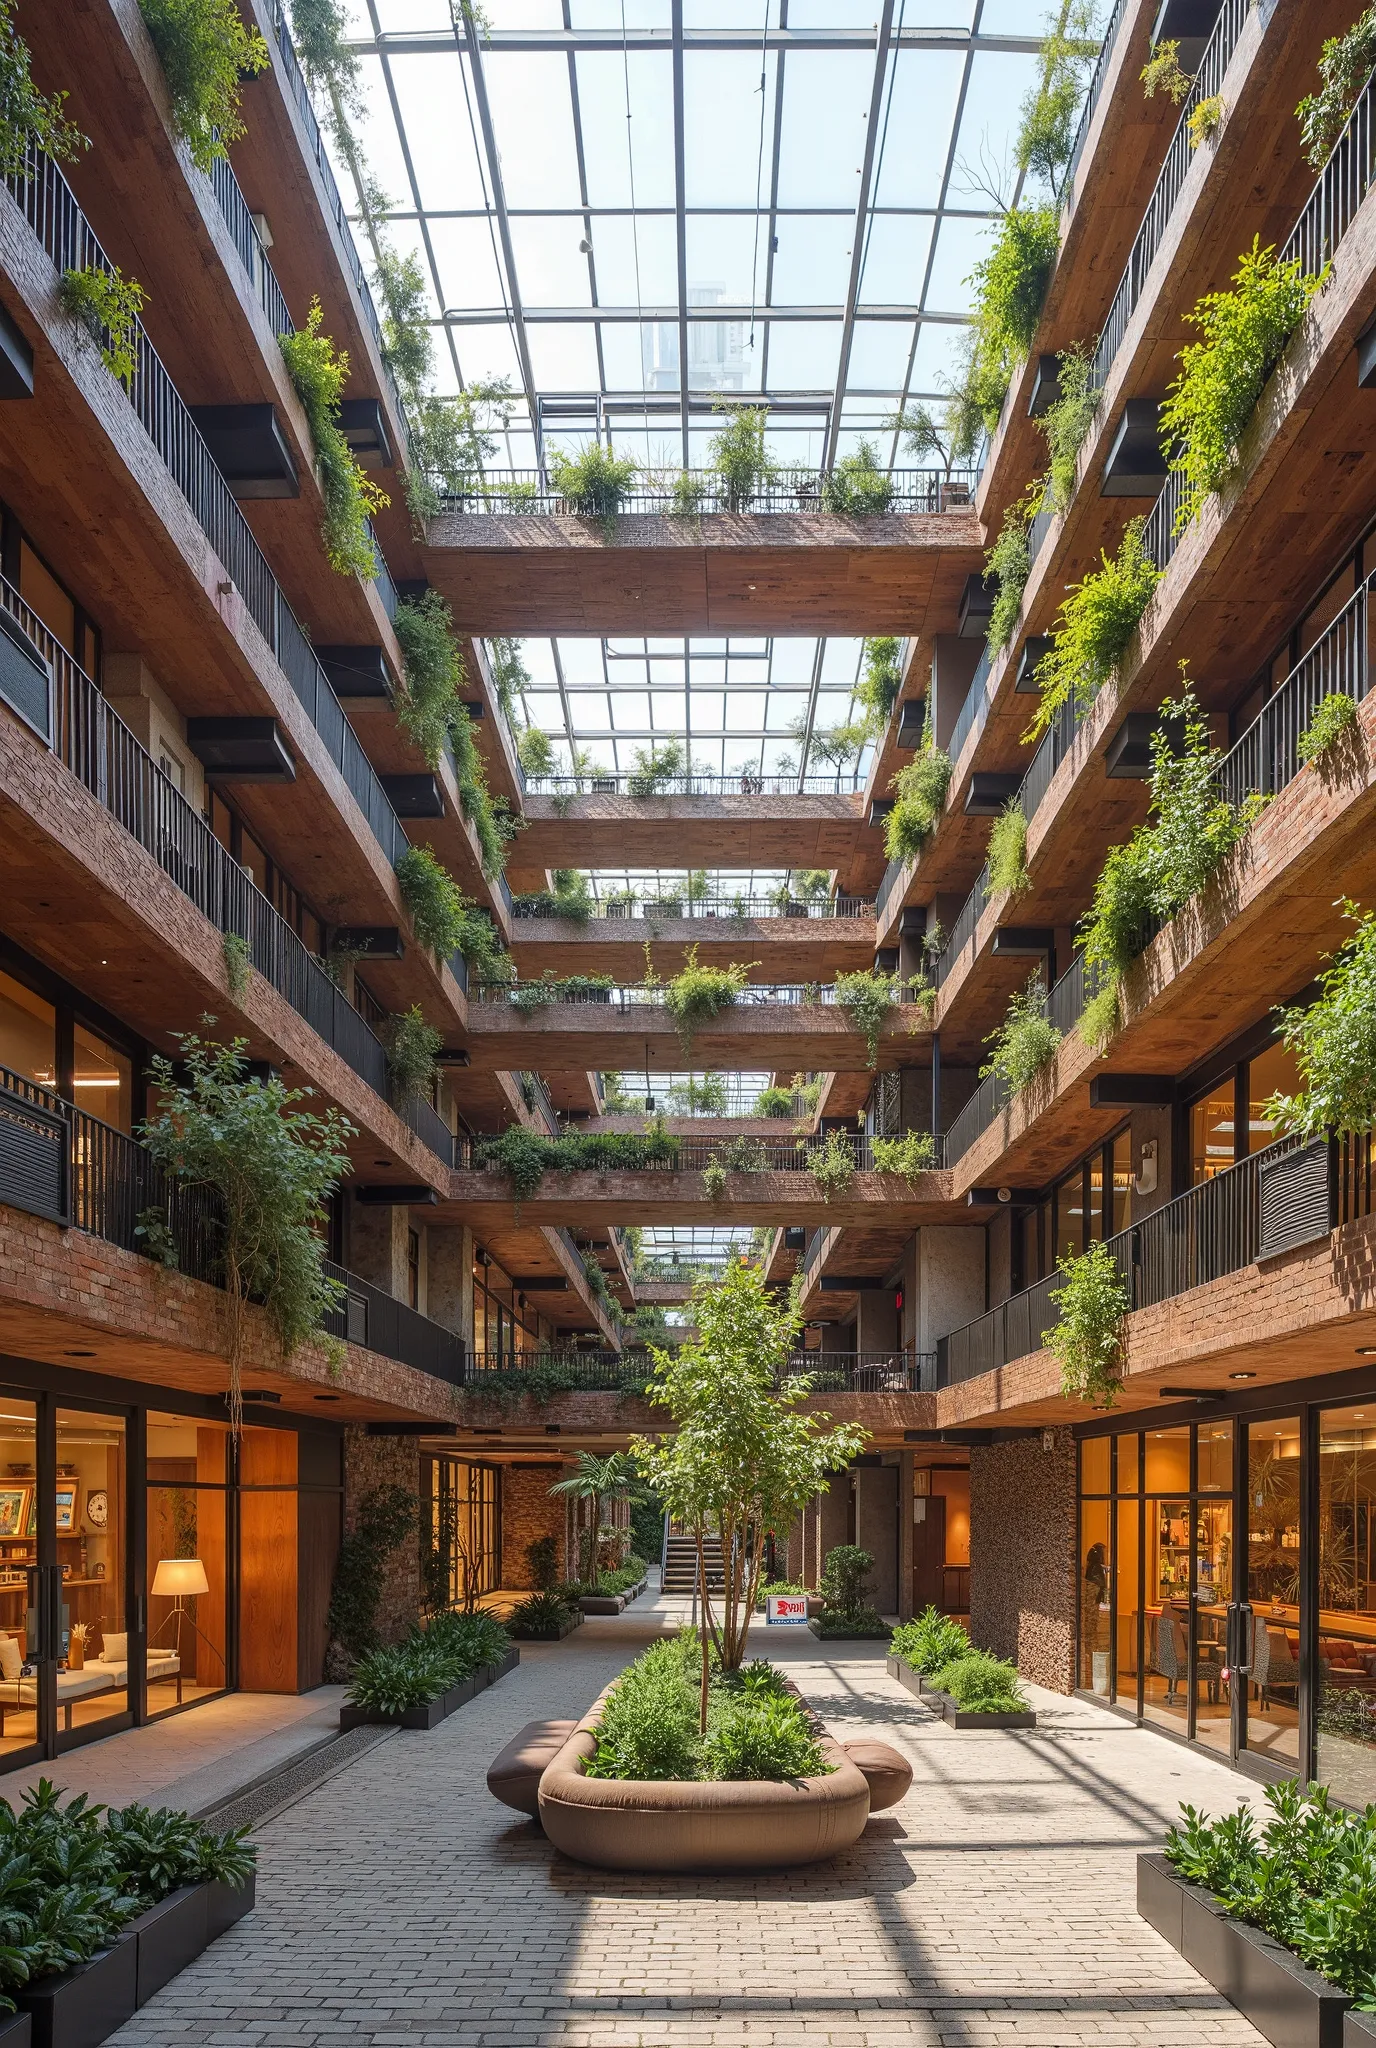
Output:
[[86, 1489, 108, 1530]]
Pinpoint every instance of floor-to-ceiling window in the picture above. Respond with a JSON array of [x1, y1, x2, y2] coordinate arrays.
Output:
[[146, 1411, 229, 1719], [427, 1458, 499, 1606], [1315, 1405, 1376, 1807]]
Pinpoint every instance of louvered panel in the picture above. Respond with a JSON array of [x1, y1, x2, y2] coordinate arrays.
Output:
[[0, 1089, 67, 1224], [1258, 1141, 1332, 1261]]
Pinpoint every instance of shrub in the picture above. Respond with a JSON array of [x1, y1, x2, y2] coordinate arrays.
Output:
[[473, 1124, 681, 1205], [834, 967, 904, 1068], [508, 973, 614, 1014], [981, 973, 1060, 1091], [702, 1694, 825, 1781], [550, 442, 637, 520], [1298, 8, 1376, 168], [703, 1155, 727, 1202], [1141, 37, 1193, 104], [1297, 689, 1359, 766], [0, 2, 87, 175], [281, 300, 390, 578], [929, 1649, 1028, 1712], [856, 637, 902, 727], [820, 1544, 875, 1614], [396, 844, 467, 957], [1041, 343, 1099, 512], [664, 948, 755, 1055], [58, 265, 144, 392], [884, 742, 953, 860], [708, 402, 776, 511], [392, 592, 464, 769], [820, 440, 893, 514], [383, 1005, 440, 1102], [1188, 93, 1225, 148], [755, 1085, 795, 1119], [985, 491, 1035, 653], [1042, 1238, 1129, 1405], [585, 1638, 703, 1780], [138, 0, 269, 170], [1159, 241, 1323, 535], [806, 1127, 855, 1202], [526, 1533, 559, 1589], [1265, 900, 1376, 1140], [1025, 517, 1160, 741], [507, 1589, 572, 1638], [987, 796, 1030, 898], [871, 1130, 935, 1180], [965, 204, 1061, 428], [627, 735, 686, 794], [890, 1605, 969, 1674]]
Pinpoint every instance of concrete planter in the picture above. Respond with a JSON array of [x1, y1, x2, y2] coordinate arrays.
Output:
[[807, 1618, 889, 1642], [339, 1649, 519, 1729], [578, 1594, 625, 1616], [0, 2014, 30, 2045], [885, 1655, 1035, 1727], [1344, 2015, 1376, 2043], [19, 1935, 136, 2048], [130, 1885, 208, 2005], [1138, 1852, 1351, 2048], [204, 1870, 256, 1944], [510, 1612, 582, 1641]]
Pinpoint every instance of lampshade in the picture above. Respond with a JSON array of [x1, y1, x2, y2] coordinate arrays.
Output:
[[151, 1558, 209, 1597]]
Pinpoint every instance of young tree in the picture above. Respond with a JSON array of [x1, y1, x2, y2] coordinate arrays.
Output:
[[632, 1262, 868, 1724], [548, 1450, 640, 1585]]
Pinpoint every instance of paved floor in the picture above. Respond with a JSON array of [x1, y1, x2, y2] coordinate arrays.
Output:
[[0, 1685, 348, 1816], [113, 1592, 1267, 2047]]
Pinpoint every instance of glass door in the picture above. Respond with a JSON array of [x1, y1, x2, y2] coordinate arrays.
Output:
[[1192, 1421, 1233, 1758], [1241, 1416, 1303, 1773], [53, 1407, 130, 1750], [0, 1394, 41, 1769]]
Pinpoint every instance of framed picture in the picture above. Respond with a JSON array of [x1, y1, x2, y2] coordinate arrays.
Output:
[[54, 1484, 78, 1534], [0, 1487, 29, 1539]]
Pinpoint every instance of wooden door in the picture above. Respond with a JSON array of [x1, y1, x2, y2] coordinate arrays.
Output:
[[912, 1494, 946, 1615]]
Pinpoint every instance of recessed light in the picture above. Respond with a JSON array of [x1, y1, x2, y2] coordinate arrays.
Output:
[[1360, 1347, 1376, 1357], [1229, 1371, 1255, 1380], [314, 1394, 341, 1402], [63, 1350, 96, 1358]]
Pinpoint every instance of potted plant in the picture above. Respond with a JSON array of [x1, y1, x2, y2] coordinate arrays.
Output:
[[604, 888, 638, 919]]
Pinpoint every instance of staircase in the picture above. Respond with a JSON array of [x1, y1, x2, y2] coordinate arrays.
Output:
[[661, 1534, 725, 1595]]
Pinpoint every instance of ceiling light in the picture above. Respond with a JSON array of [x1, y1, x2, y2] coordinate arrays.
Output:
[[1229, 1371, 1255, 1380], [1359, 1347, 1376, 1356]]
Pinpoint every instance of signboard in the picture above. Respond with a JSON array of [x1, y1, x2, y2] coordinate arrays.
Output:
[[766, 1595, 809, 1625]]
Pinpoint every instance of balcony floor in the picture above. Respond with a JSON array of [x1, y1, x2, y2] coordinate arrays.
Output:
[[113, 1590, 1264, 2048]]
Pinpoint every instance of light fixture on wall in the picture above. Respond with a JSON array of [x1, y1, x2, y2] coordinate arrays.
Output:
[[1135, 1139, 1159, 1196]]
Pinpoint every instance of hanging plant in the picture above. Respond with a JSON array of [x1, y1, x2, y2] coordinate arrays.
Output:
[[390, 591, 465, 769], [281, 299, 391, 578], [986, 796, 1031, 899], [1041, 343, 1099, 512], [221, 930, 251, 1001], [664, 948, 756, 1056], [58, 265, 145, 392], [0, 0, 87, 172], [855, 637, 902, 727], [985, 488, 1037, 653], [396, 843, 514, 969], [964, 204, 1061, 429], [834, 968, 904, 1069], [1140, 38, 1193, 104], [807, 1128, 855, 1202], [980, 973, 1061, 1091], [883, 740, 953, 861], [138, 0, 269, 171], [1187, 94, 1225, 148], [1298, 689, 1359, 767], [1043, 1239, 1129, 1405], [383, 1005, 441, 1103], [1297, 8, 1376, 168], [1265, 901, 1376, 1139], [140, 1031, 354, 1431], [1158, 240, 1323, 537], [1025, 517, 1160, 741], [1014, 0, 1100, 200]]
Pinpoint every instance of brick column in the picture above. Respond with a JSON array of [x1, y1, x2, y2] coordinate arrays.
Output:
[[349, 1199, 409, 1297], [426, 1225, 473, 1348], [969, 1428, 1076, 1692], [340, 1426, 421, 1647], [501, 1461, 570, 1588]]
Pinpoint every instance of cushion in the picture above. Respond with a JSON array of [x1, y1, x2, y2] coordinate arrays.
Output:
[[841, 1739, 913, 1813], [0, 1637, 21, 1682], [487, 1719, 578, 1818], [102, 1631, 127, 1663]]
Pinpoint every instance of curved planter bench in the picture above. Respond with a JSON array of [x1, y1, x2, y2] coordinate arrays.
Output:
[[537, 1712, 870, 1872]]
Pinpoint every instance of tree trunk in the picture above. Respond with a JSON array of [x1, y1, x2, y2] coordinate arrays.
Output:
[[696, 1536, 710, 1735]]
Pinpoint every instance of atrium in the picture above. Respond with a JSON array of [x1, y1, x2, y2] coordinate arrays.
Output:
[[1, 0, 1376, 2039]]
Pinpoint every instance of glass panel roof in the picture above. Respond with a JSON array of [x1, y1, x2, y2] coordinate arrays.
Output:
[[334, 1, 1052, 465]]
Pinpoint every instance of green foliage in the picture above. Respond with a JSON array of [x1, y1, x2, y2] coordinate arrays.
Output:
[[633, 1264, 867, 1673], [1265, 901, 1376, 1140], [221, 929, 251, 1001], [0, 2, 86, 177], [820, 1544, 874, 1614], [884, 742, 953, 861], [1041, 343, 1099, 512], [1026, 517, 1160, 741], [526, 1534, 559, 1589], [488, 636, 530, 723], [708, 402, 776, 511], [1015, 0, 1099, 198], [806, 1128, 855, 1202], [701, 1692, 826, 1780], [281, 299, 390, 577], [855, 637, 902, 728], [584, 1633, 827, 1782], [345, 1610, 510, 1712], [134, 1203, 180, 1269], [58, 265, 144, 392], [1042, 1238, 1129, 1405], [383, 1004, 441, 1103], [1298, 689, 1359, 766], [985, 490, 1035, 654], [141, 1031, 353, 1428], [665, 947, 756, 1055], [448, 696, 511, 878], [987, 797, 1031, 899], [928, 1648, 1028, 1711], [391, 591, 464, 769], [965, 204, 1061, 429], [1159, 241, 1323, 535], [508, 972, 614, 1014], [890, 1605, 970, 1674], [550, 442, 637, 520], [755, 1085, 795, 1119], [104, 1801, 254, 1897], [396, 845, 472, 958], [514, 871, 593, 921], [137, 0, 269, 170], [549, 1451, 642, 1586], [834, 967, 905, 1068], [585, 1636, 707, 1779], [326, 1483, 418, 1659], [1298, 8, 1376, 168], [703, 1155, 727, 1202], [981, 973, 1061, 1090], [473, 1122, 681, 1205], [627, 735, 687, 794], [1187, 93, 1225, 148], [1141, 38, 1193, 104], [820, 440, 893, 514], [516, 726, 556, 776], [871, 1130, 936, 1180], [507, 1589, 573, 1637], [1165, 1778, 1376, 2004]]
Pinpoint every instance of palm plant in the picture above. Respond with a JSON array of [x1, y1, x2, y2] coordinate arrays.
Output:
[[548, 1451, 641, 1585]]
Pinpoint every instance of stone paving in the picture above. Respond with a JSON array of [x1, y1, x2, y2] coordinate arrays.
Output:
[[113, 1594, 1268, 2047]]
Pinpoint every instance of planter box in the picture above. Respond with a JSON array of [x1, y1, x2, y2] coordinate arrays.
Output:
[[0, 2014, 30, 2046], [807, 1619, 890, 1641], [1344, 2016, 1376, 2043], [20, 1935, 136, 2048], [131, 1885, 208, 2006], [923, 1685, 1036, 1730], [1138, 1853, 1351, 2048], [579, 1594, 625, 1616], [510, 1613, 581, 1641], [205, 1870, 256, 1944], [339, 1649, 518, 1728], [886, 1653, 927, 1698]]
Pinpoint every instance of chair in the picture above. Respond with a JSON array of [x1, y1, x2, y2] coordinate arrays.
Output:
[[1154, 1611, 1222, 1704], [1249, 1617, 1300, 1707]]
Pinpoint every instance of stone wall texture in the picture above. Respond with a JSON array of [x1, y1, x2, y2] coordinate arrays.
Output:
[[501, 1462, 571, 1587], [970, 1428, 1076, 1693], [343, 1428, 421, 1646]]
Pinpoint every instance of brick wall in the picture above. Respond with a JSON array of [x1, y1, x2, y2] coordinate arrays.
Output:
[[342, 1428, 421, 1646], [501, 1462, 570, 1587], [969, 1429, 1076, 1693]]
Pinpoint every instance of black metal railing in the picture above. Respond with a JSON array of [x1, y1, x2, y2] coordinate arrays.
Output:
[[522, 771, 866, 798], [459, 1348, 936, 1394], [935, 865, 990, 988], [1061, 0, 1131, 200], [207, 152, 293, 340], [321, 1259, 465, 1384], [459, 1129, 944, 1176], [437, 467, 977, 517], [512, 893, 876, 923], [949, 644, 995, 766], [472, 980, 930, 1015], [938, 1130, 1315, 1387], [3, 143, 411, 875]]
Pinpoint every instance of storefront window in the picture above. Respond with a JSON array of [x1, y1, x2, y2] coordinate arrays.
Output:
[[1144, 1426, 1192, 1732], [1190, 1084, 1237, 1183], [72, 1023, 131, 1133], [0, 971, 54, 1089], [146, 1413, 229, 1717], [56, 1407, 126, 1742], [430, 1458, 499, 1607], [0, 1397, 38, 1759], [1246, 1041, 1300, 1155], [1315, 1406, 1376, 1806], [1198, 1420, 1233, 1493], [1079, 1498, 1111, 1695]]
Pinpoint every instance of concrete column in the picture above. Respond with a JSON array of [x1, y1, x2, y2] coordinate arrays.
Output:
[[916, 1226, 987, 1350], [103, 652, 207, 813], [348, 1199, 409, 1297], [969, 1428, 1076, 1693], [426, 1225, 473, 1348], [855, 1464, 899, 1614], [856, 1285, 898, 1353]]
